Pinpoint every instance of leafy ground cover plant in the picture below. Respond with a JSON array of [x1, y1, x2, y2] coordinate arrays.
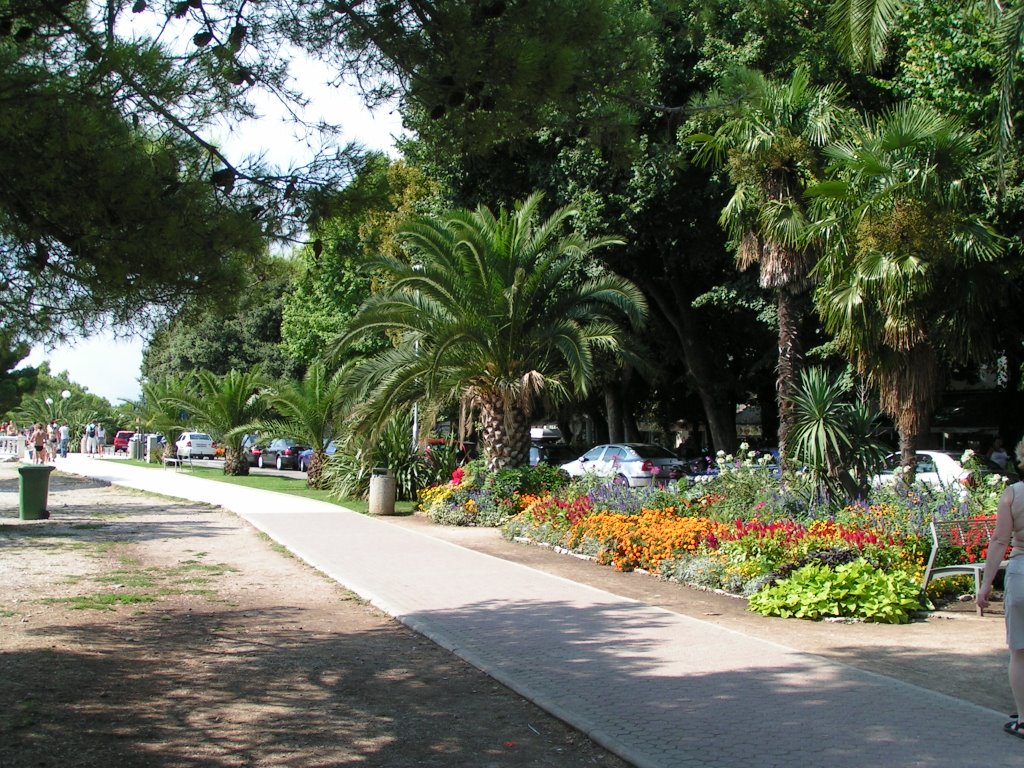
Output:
[[747, 560, 925, 623]]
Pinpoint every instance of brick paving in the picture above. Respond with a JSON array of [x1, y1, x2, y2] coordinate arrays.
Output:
[[57, 456, 1022, 768]]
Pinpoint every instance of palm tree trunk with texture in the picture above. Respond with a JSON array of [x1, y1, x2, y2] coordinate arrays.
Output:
[[776, 288, 801, 464]]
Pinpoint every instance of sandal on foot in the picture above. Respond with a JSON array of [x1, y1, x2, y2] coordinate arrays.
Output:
[[1004, 720, 1024, 739]]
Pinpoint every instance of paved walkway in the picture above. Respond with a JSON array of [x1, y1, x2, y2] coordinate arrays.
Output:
[[52, 456, 1020, 767]]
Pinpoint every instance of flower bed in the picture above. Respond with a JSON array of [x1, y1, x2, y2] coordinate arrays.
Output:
[[418, 452, 1007, 623]]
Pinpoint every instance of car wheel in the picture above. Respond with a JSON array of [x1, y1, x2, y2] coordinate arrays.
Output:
[[613, 474, 628, 486], [276, 455, 283, 471], [258, 455, 264, 469]]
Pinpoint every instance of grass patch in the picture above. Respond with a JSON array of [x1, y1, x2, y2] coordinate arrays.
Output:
[[95, 571, 157, 588], [43, 592, 156, 610], [256, 530, 295, 559], [158, 586, 217, 598], [172, 561, 238, 575], [125, 464, 416, 514], [173, 576, 212, 586]]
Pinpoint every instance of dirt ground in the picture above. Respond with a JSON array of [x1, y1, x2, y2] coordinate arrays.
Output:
[[0, 466, 1014, 768]]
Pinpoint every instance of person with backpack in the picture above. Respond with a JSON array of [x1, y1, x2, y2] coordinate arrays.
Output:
[[85, 421, 97, 456]]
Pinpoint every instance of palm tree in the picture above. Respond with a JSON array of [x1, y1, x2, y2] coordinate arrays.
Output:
[[257, 362, 346, 488], [829, 0, 1024, 163], [810, 102, 1004, 469], [689, 66, 849, 462], [334, 192, 648, 470], [163, 368, 271, 475], [139, 374, 192, 442]]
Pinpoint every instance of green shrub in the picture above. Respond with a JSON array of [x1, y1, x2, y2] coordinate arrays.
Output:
[[747, 559, 925, 623]]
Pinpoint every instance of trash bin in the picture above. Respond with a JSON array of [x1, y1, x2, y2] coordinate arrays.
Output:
[[18, 465, 54, 520], [145, 435, 160, 463], [368, 467, 396, 515], [129, 435, 144, 460]]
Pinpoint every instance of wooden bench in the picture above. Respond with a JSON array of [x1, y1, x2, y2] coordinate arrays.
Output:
[[922, 519, 1009, 616]]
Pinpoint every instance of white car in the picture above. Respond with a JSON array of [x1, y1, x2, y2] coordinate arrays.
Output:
[[560, 443, 685, 487], [175, 431, 215, 460], [871, 451, 970, 489]]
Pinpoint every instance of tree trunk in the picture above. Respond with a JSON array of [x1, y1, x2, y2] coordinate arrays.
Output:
[[506, 405, 531, 468], [775, 288, 801, 464], [478, 393, 531, 469], [603, 380, 624, 444], [648, 286, 737, 452], [223, 448, 249, 476], [306, 450, 326, 488], [479, 393, 511, 470]]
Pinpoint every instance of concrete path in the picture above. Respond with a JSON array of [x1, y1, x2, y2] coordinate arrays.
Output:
[[52, 456, 1022, 767]]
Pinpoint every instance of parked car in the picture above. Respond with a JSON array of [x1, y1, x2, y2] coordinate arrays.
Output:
[[259, 438, 309, 470], [559, 443, 685, 487], [297, 439, 337, 472], [529, 443, 579, 468], [175, 431, 215, 460], [112, 430, 135, 454], [871, 450, 972, 488], [240, 433, 264, 467]]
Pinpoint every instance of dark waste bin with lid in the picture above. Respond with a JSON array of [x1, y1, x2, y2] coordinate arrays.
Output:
[[18, 464, 54, 520]]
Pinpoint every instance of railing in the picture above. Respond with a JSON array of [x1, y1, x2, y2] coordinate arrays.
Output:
[[0, 435, 26, 459]]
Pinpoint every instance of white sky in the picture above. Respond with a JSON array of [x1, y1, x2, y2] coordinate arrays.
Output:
[[26, 53, 406, 404]]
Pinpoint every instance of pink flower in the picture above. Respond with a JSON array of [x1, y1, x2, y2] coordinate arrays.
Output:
[[451, 467, 465, 486]]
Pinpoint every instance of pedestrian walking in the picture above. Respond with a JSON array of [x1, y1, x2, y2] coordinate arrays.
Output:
[[85, 421, 97, 456], [30, 423, 46, 464], [978, 437, 1024, 739], [59, 422, 70, 458]]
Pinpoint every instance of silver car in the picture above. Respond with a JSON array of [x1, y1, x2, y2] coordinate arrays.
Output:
[[560, 443, 685, 487]]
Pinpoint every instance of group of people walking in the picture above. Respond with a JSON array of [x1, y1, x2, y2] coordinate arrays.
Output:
[[1, 419, 106, 463]]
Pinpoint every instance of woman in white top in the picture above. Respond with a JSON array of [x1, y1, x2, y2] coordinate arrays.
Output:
[[978, 438, 1024, 738]]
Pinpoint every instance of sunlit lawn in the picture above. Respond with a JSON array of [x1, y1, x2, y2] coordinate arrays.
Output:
[[119, 459, 415, 515]]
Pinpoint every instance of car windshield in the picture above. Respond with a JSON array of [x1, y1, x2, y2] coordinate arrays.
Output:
[[193, 433, 212, 441]]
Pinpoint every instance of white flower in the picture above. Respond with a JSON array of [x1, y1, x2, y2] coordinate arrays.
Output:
[[739, 442, 749, 452], [716, 450, 726, 458], [748, 451, 757, 460], [960, 449, 975, 464]]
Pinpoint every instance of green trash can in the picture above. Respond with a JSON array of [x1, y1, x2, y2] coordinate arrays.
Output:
[[18, 465, 54, 520]]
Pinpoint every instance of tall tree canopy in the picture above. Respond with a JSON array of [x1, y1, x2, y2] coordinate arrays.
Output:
[[811, 102, 1005, 465], [0, 0, 369, 344], [336, 193, 648, 469]]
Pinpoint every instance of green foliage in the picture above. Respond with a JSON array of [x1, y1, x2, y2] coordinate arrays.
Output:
[[692, 445, 817, 521], [323, 409, 430, 501], [10, 364, 113, 433], [747, 559, 925, 622], [811, 102, 1004, 452], [257, 362, 346, 488], [0, 335, 38, 415], [423, 462, 569, 528], [337, 192, 648, 469], [159, 369, 271, 475], [789, 366, 888, 503], [280, 156, 435, 366], [142, 259, 302, 382]]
